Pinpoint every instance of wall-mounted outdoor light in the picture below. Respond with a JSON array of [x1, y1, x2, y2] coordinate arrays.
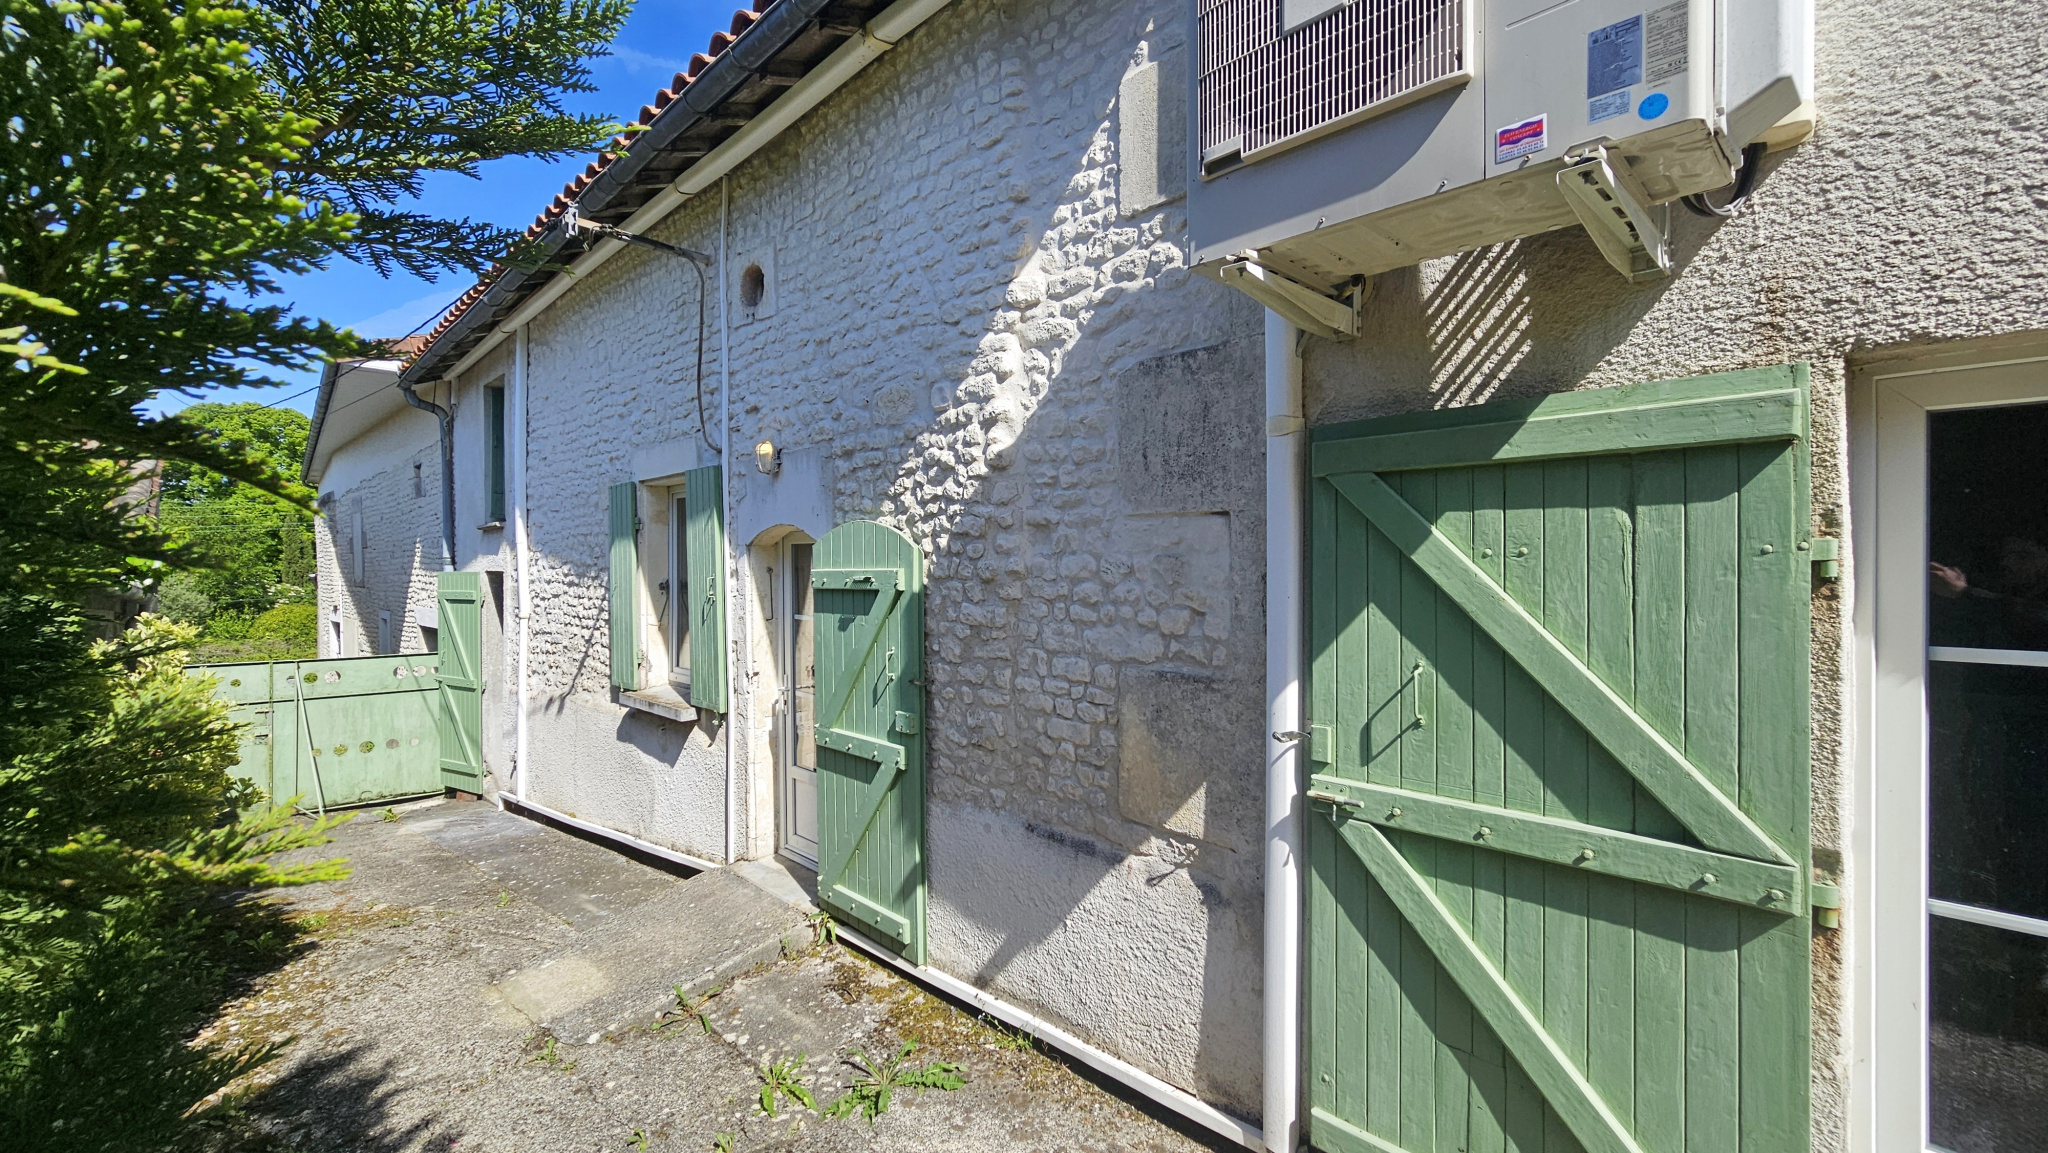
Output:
[[754, 440, 780, 475]]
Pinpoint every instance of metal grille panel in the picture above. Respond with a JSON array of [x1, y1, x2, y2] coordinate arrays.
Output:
[[1199, 0, 1467, 165]]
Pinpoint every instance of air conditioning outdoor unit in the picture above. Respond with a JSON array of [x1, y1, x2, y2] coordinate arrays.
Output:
[[1188, 0, 1815, 332]]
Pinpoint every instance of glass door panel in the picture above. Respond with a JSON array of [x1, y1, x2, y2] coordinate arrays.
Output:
[[1926, 402, 2048, 1150], [781, 540, 819, 865]]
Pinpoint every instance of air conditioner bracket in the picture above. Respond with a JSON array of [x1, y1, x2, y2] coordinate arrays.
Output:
[[1556, 146, 1671, 284], [1217, 256, 1364, 340]]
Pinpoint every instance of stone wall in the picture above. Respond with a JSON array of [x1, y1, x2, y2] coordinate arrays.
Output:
[[314, 406, 444, 659], [495, 0, 1273, 1116]]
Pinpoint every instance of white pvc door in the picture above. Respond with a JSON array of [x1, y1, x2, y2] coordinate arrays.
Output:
[[779, 538, 820, 866]]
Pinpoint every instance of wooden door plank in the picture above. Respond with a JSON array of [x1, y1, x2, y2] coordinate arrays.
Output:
[[1437, 468, 1478, 804], [1311, 389, 1806, 476], [1734, 441, 1811, 1153], [1586, 457, 1638, 836], [1367, 852, 1404, 1133], [1330, 814, 1647, 1153], [1397, 472, 1439, 795], [1630, 452, 1690, 844], [1367, 515, 1405, 788], [1683, 902, 1741, 1153], [1633, 888, 1687, 1153], [1328, 472, 1790, 865], [1587, 874, 1637, 1131], [1308, 777, 1799, 906]]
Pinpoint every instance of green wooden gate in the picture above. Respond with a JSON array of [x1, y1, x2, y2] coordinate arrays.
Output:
[[194, 653, 443, 810], [437, 571, 486, 791], [1304, 368, 1813, 1153], [812, 520, 927, 963]]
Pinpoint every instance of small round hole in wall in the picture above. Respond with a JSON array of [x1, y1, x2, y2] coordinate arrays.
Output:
[[740, 263, 765, 310]]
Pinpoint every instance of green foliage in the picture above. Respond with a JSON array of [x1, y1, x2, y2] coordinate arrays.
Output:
[[157, 403, 316, 627], [651, 982, 720, 1035], [2, 0, 635, 598], [250, 601, 318, 644], [756, 1053, 815, 1118], [820, 1042, 966, 1125], [712, 1133, 735, 1153], [805, 910, 837, 948], [0, 610, 348, 1150], [248, 0, 634, 277]]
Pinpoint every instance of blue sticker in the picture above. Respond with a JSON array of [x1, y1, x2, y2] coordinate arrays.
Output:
[[1638, 91, 1671, 119], [1587, 15, 1644, 100], [1589, 89, 1631, 124]]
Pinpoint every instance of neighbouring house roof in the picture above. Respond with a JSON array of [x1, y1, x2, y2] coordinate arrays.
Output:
[[302, 337, 429, 486], [399, 0, 889, 387]]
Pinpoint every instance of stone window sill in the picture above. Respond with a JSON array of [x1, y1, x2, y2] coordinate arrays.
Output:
[[476, 520, 505, 531], [619, 683, 697, 723]]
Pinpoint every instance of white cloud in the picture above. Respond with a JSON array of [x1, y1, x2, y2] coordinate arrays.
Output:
[[348, 290, 456, 339], [608, 45, 687, 77]]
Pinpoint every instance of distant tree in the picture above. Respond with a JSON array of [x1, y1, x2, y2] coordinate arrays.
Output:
[[156, 403, 315, 627]]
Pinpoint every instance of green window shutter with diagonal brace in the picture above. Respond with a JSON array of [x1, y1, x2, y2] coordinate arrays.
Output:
[[812, 519, 925, 963], [608, 481, 641, 691], [683, 464, 727, 712], [1304, 366, 1813, 1153]]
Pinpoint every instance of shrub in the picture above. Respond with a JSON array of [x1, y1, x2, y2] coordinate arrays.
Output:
[[248, 602, 317, 646], [0, 608, 346, 1150]]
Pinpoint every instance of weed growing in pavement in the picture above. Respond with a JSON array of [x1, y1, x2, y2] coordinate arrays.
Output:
[[712, 1133, 735, 1153], [650, 984, 720, 1034], [976, 1013, 1036, 1052], [380, 808, 399, 822], [820, 1040, 965, 1124], [755, 1053, 815, 1117], [497, 891, 511, 907], [525, 1033, 576, 1072], [804, 910, 836, 947]]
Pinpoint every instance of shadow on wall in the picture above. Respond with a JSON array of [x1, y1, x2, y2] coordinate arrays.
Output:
[[1322, 178, 1759, 421], [815, 23, 1267, 1114]]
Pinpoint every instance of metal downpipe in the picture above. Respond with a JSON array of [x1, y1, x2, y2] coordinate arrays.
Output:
[[400, 379, 457, 570], [1263, 305, 1306, 1152]]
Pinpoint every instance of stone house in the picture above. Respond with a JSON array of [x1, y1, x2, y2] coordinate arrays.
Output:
[[310, 0, 2048, 1149]]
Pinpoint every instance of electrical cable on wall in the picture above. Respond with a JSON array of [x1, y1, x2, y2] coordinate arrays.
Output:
[[563, 207, 719, 457], [1681, 141, 1770, 218]]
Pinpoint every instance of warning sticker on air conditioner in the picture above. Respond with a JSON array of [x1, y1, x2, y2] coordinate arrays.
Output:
[[1645, 0, 1689, 84], [1495, 115, 1547, 165]]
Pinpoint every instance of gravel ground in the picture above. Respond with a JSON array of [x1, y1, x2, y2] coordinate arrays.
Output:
[[193, 798, 1236, 1153]]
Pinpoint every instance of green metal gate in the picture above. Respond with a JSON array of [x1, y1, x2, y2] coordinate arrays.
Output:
[[194, 654, 445, 810]]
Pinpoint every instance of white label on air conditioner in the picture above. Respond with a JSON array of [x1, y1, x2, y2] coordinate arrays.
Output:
[[1644, 1, 1689, 83], [1587, 15, 1644, 99], [1495, 115, 1548, 164], [1589, 89, 1631, 124]]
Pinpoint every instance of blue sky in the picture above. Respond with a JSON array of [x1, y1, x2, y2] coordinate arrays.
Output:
[[150, 0, 735, 417]]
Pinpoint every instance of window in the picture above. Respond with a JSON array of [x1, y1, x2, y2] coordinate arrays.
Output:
[[668, 487, 691, 683], [377, 610, 392, 655], [413, 461, 424, 498], [484, 383, 506, 523], [351, 510, 364, 585]]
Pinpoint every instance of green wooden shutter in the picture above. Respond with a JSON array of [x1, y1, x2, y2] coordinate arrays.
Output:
[[812, 520, 926, 963], [683, 463, 727, 712], [485, 385, 506, 522], [436, 571, 485, 790], [608, 481, 641, 691], [1304, 367, 1812, 1153]]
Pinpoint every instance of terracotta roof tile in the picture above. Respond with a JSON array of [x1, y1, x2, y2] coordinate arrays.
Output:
[[411, 0, 782, 362]]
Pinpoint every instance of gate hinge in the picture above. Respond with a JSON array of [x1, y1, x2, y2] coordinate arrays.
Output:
[[1810, 880, 1842, 929], [892, 710, 920, 735], [1802, 537, 1841, 581]]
